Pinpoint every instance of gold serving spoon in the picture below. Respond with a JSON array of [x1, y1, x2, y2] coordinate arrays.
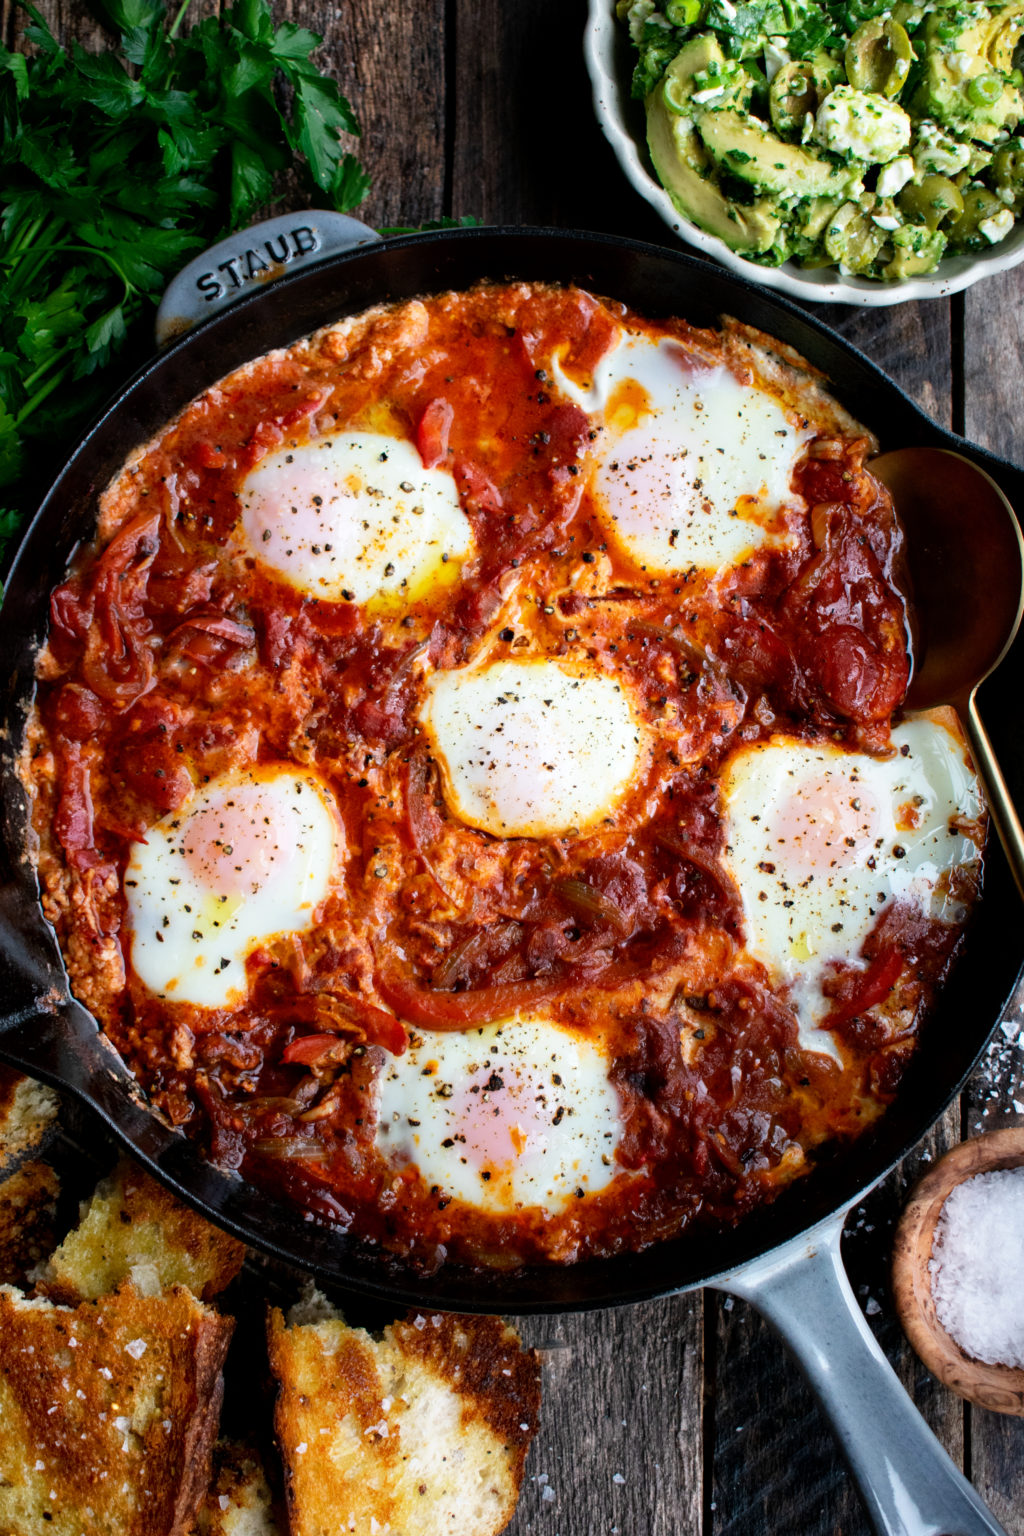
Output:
[[871, 447, 1024, 902]]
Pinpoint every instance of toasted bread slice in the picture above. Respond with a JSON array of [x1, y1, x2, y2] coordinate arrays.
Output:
[[0, 1065, 59, 1171], [193, 1440, 280, 1535], [0, 1280, 233, 1536], [36, 1154, 246, 1303], [268, 1301, 541, 1536], [0, 1158, 60, 1286]]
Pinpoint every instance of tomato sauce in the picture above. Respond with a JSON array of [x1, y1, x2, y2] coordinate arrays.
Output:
[[25, 284, 980, 1271]]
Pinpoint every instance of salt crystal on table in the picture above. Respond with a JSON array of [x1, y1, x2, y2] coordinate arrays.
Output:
[[929, 1166, 1024, 1368]]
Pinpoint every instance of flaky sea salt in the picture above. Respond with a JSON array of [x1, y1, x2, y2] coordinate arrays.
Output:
[[930, 1166, 1024, 1367]]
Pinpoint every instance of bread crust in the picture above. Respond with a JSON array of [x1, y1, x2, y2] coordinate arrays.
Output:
[[36, 1154, 246, 1304], [0, 1281, 233, 1536], [267, 1306, 540, 1536]]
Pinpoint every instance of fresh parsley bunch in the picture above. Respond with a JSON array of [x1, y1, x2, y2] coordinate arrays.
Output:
[[0, 0, 371, 565]]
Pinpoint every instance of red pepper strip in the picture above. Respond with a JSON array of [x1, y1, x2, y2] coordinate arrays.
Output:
[[53, 743, 100, 872], [279, 994, 409, 1057], [416, 398, 454, 469], [169, 614, 254, 646], [376, 965, 569, 1030], [282, 1034, 342, 1067], [376, 932, 692, 1031], [340, 999, 409, 1056], [81, 510, 162, 709], [824, 948, 904, 1032]]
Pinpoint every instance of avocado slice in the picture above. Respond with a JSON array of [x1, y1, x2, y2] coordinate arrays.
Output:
[[970, 3, 1024, 74], [661, 33, 730, 100], [647, 87, 780, 253], [915, 7, 1024, 141], [883, 224, 947, 280], [795, 194, 845, 240], [695, 107, 859, 198]]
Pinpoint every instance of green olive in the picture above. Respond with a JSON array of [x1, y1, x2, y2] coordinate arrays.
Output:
[[993, 139, 1024, 208], [948, 186, 1006, 250], [769, 61, 817, 135], [845, 18, 914, 98], [897, 175, 965, 231]]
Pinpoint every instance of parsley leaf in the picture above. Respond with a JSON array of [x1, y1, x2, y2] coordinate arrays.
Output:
[[0, 0, 371, 571]]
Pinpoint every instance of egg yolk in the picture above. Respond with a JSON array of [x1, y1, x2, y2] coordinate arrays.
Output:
[[767, 774, 882, 876], [181, 799, 298, 894]]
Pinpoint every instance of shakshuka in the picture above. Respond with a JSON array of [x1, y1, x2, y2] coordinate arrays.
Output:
[[23, 284, 985, 1270]]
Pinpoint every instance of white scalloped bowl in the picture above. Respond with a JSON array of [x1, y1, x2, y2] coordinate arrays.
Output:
[[585, 0, 1024, 306]]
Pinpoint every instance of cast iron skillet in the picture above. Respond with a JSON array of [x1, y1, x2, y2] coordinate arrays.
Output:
[[1, 227, 1022, 1534]]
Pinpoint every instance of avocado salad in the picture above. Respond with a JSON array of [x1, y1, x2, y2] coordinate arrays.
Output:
[[620, 0, 1024, 279]]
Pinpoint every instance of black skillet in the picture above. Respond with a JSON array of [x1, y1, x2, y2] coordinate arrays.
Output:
[[1, 226, 1022, 1535]]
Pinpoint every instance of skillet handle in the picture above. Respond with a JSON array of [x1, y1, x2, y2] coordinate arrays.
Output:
[[712, 1210, 1007, 1536], [154, 211, 382, 345]]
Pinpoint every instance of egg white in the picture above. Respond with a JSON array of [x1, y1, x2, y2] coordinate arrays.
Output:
[[238, 431, 474, 607], [551, 331, 810, 578], [417, 655, 645, 839], [375, 1016, 624, 1214], [124, 765, 342, 1008], [718, 713, 984, 1057]]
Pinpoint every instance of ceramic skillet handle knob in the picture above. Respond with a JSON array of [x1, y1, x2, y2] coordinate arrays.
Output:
[[154, 211, 381, 345]]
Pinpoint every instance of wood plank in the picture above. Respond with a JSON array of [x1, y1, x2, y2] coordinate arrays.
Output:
[[281, 0, 447, 230], [963, 268, 1024, 463], [451, 0, 670, 239], [812, 298, 954, 429], [508, 1293, 705, 1535]]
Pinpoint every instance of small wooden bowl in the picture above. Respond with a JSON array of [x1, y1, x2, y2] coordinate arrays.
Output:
[[892, 1125, 1024, 1416]]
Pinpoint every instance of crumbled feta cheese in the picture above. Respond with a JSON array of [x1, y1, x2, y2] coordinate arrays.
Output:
[[914, 122, 971, 177], [876, 154, 915, 198], [692, 85, 728, 104], [815, 87, 911, 164], [979, 208, 1015, 243], [627, 0, 656, 44]]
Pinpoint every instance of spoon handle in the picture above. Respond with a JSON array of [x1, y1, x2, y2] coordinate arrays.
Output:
[[966, 692, 1024, 905]]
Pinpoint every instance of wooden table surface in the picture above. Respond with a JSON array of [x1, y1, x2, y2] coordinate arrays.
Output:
[[11, 0, 1024, 1531]]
